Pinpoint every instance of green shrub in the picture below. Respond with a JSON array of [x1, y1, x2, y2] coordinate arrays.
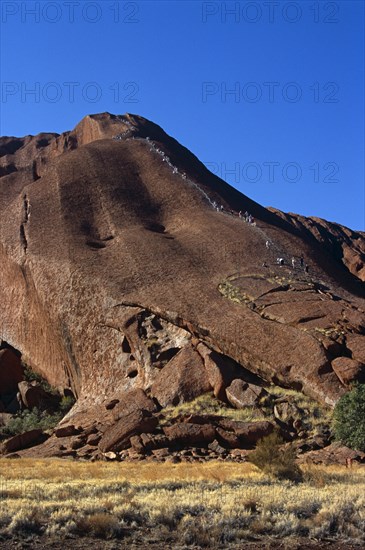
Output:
[[0, 408, 63, 437], [59, 395, 76, 413], [22, 364, 57, 395], [248, 432, 302, 482], [332, 383, 365, 451]]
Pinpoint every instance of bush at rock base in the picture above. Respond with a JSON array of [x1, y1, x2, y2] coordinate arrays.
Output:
[[247, 431, 303, 481], [22, 364, 57, 395], [0, 408, 62, 437], [0, 396, 75, 438], [332, 383, 365, 452]]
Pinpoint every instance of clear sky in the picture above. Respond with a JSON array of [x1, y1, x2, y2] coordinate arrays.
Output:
[[0, 0, 364, 230]]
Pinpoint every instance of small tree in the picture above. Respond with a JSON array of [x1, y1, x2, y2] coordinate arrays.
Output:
[[248, 431, 302, 481], [332, 383, 365, 451]]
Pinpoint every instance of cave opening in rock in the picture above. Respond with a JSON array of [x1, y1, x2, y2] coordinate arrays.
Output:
[[127, 369, 138, 379], [122, 336, 131, 354]]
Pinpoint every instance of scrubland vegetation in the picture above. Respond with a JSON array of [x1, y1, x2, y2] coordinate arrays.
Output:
[[0, 458, 364, 546]]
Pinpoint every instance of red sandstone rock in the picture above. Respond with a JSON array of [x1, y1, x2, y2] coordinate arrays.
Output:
[[86, 433, 101, 446], [139, 432, 169, 450], [0, 111, 365, 457], [218, 420, 274, 445], [112, 388, 157, 421], [208, 439, 226, 455], [297, 442, 365, 466], [98, 410, 158, 452], [2, 429, 47, 453], [331, 357, 365, 385], [215, 427, 240, 448], [54, 425, 82, 438], [346, 334, 365, 364], [163, 422, 216, 446], [17, 381, 59, 411], [226, 379, 267, 408], [196, 343, 243, 402], [151, 344, 211, 407], [269, 208, 365, 282]]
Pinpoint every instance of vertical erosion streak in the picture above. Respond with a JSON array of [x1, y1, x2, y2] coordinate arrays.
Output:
[[20, 194, 30, 254]]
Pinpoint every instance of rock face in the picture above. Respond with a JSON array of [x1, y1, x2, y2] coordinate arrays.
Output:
[[0, 111, 365, 441]]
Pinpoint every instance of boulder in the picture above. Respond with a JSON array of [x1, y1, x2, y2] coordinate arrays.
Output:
[[2, 429, 48, 453], [163, 422, 216, 446], [208, 439, 226, 455], [298, 442, 365, 465], [0, 349, 23, 394], [102, 451, 118, 461], [86, 433, 102, 446], [331, 357, 365, 386], [129, 435, 145, 453], [151, 448, 169, 459], [151, 344, 211, 407], [346, 334, 365, 364], [197, 343, 243, 402], [215, 427, 240, 448], [54, 425, 82, 438], [139, 432, 169, 450], [217, 419, 274, 445], [226, 379, 267, 408], [98, 410, 158, 452], [126, 449, 144, 460], [18, 381, 59, 411], [71, 438, 86, 450], [112, 388, 157, 421]]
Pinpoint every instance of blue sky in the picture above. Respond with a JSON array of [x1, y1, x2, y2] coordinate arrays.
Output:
[[1, 0, 364, 229]]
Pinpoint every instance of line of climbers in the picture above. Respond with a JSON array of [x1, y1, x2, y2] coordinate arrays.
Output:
[[263, 250, 310, 273], [114, 132, 312, 277]]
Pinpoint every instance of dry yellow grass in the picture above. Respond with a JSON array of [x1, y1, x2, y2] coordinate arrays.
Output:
[[0, 458, 365, 544], [161, 392, 267, 423], [160, 388, 331, 436]]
